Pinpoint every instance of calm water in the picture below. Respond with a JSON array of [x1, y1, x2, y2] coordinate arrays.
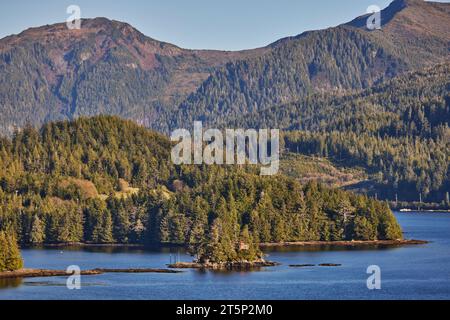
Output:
[[1, 212, 450, 300]]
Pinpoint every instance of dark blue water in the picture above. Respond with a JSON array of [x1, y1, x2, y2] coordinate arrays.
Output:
[[1, 212, 450, 300]]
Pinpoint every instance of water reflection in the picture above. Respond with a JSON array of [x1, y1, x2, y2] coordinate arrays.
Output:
[[25, 244, 186, 255], [25, 242, 403, 256], [0, 278, 23, 290], [263, 244, 403, 253]]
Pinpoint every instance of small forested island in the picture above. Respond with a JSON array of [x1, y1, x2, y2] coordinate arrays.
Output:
[[0, 116, 405, 269]]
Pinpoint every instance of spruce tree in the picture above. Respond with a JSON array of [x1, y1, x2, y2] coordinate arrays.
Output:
[[0, 232, 7, 272], [30, 215, 45, 244], [0, 231, 23, 272]]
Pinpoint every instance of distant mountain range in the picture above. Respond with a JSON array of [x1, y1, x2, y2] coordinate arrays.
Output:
[[0, 0, 448, 135], [0, 0, 449, 203], [0, 17, 267, 135]]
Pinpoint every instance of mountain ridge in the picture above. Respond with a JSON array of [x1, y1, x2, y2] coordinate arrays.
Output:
[[173, 0, 449, 131], [0, 16, 268, 134], [0, 0, 449, 136]]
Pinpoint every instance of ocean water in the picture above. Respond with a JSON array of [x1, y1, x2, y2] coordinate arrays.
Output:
[[1, 212, 450, 300]]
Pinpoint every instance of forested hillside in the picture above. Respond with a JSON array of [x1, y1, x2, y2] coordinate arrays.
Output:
[[173, 0, 449, 130], [175, 27, 404, 127], [0, 117, 402, 262], [0, 0, 448, 217], [228, 63, 449, 203], [0, 18, 266, 136]]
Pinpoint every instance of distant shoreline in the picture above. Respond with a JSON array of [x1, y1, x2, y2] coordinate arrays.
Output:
[[259, 239, 428, 248], [395, 209, 450, 213], [22, 239, 429, 249]]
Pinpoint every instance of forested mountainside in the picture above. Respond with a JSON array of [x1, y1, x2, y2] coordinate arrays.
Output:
[[226, 63, 449, 203], [0, 18, 266, 136], [0, 117, 402, 261], [0, 0, 449, 136], [173, 0, 449, 129]]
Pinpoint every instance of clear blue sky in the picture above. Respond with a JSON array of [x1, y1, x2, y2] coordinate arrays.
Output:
[[0, 0, 447, 50]]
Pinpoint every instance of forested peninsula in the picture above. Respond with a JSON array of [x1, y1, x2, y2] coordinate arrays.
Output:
[[0, 116, 403, 267]]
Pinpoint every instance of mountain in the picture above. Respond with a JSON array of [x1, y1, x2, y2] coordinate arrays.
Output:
[[348, 0, 450, 66], [0, 0, 449, 136], [169, 1, 449, 205], [0, 1, 448, 205], [0, 18, 266, 135], [174, 0, 450, 129]]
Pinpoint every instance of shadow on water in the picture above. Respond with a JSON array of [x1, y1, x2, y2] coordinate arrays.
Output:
[[26, 242, 405, 255], [25, 244, 186, 255], [0, 278, 23, 290]]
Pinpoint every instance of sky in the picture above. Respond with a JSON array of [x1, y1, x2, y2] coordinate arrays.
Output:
[[0, 0, 448, 50]]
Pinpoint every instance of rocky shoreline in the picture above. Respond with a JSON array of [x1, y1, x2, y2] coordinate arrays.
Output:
[[0, 268, 182, 279], [168, 260, 280, 270]]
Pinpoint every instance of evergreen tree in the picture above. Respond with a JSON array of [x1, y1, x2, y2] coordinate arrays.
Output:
[[237, 225, 261, 261], [30, 215, 45, 244], [0, 232, 7, 271], [0, 231, 23, 272]]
